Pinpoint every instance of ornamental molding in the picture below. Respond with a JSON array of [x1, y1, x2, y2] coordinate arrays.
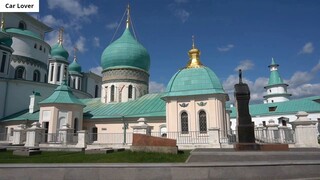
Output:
[[11, 55, 47, 69], [197, 102, 207, 106], [179, 103, 189, 107]]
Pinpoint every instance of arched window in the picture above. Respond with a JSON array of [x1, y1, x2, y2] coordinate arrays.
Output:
[[73, 79, 76, 89], [111, 85, 115, 102], [50, 65, 54, 81], [18, 21, 26, 30], [181, 112, 189, 134], [33, 70, 40, 82], [57, 65, 61, 81], [15, 66, 25, 79], [34, 44, 37, 49], [39, 45, 42, 51], [95, 85, 99, 98], [0, 52, 7, 73], [199, 110, 207, 133], [128, 85, 133, 99]]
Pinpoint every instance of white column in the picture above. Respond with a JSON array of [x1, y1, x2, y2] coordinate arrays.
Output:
[[133, 86, 136, 100], [60, 63, 65, 83], [48, 64, 52, 83], [75, 76, 79, 89], [52, 63, 57, 84]]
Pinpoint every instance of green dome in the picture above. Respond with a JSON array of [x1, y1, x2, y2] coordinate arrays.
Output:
[[101, 28, 150, 72], [51, 43, 69, 61], [0, 30, 12, 47], [164, 66, 225, 97], [68, 60, 82, 73]]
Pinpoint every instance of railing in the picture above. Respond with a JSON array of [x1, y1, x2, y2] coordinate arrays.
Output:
[[45, 133, 63, 143], [221, 129, 295, 144], [151, 131, 209, 144], [87, 133, 133, 145], [0, 133, 9, 141]]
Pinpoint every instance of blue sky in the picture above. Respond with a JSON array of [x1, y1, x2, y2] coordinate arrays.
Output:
[[33, 0, 320, 103]]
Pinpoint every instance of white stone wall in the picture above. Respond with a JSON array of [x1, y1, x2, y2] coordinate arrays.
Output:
[[0, 79, 91, 118], [264, 85, 290, 103], [165, 94, 228, 136], [10, 36, 50, 65], [101, 82, 148, 103], [230, 112, 320, 130], [39, 104, 84, 134], [83, 72, 101, 98], [48, 61, 69, 85], [10, 60, 47, 82]]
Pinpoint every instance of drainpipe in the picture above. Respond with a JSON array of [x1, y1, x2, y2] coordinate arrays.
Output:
[[122, 116, 128, 145]]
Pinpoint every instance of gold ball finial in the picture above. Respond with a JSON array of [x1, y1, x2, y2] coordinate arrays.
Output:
[[186, 35, 203, 68]]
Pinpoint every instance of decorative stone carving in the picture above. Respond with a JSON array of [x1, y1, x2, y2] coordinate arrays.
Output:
[[197, 102, 207, 106], [179, 103, 189, 107]]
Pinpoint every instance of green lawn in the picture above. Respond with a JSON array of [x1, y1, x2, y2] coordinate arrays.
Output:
[[0, 150, 190, 163]]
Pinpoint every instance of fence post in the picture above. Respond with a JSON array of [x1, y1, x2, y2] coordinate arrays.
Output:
[[131, 118, 153, 136], [208, 128, 221, 148], [58, 124, 73, 145], [25, 122, 45, 147], [76, 130, 87, 148], [12, 124, 26, 145], [266, 119, 279, 143], [290, 111, 319, 147]]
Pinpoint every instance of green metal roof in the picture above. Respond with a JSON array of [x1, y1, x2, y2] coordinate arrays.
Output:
[[0, 109, 39, 122], [230, 96, 320, 118], [267, 70, 285, 86], [81, 93, 165, 119], [50, 43, 69, 61], [163, 66, 225, 97], [6, 28, 41, 40], [68, 60, 82, 73], [39, 80, 85, 106], [266, 59, 286, 86], [101, 28, 150, 72]]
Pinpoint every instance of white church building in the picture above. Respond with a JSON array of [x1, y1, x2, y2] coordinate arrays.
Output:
[[0, 9, 319, 149]]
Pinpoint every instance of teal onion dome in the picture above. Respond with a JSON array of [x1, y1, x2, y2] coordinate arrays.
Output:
[[68, 60, 82, 73], [164, 67, 225, 97], [50, 43, 69, 61], [101, 28, 150, 72]]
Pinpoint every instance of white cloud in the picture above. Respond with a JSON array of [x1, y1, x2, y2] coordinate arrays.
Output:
[[75, 36, 87, 53], [299, 42, 314, 54], [41, 15, 67, 29], [47, 0, 98, 18], [46, 30, 73, 55], [289, 83, 320, 97], [93, 37, 100, 47], [311, 60, 320, 73], [173, 9, 190, 23], [223, 75, 268, 103], [217, 44, 234, 52], [89, 66, 103, 76], [149, 81, 166, 93], [168, 3, 190, 23], [234, 60, 254, 71], [286, 71, 313, 87], [106, 22, 119, 30]]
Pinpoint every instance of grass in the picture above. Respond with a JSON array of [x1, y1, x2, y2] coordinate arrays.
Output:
[[0, 150, 190, 163]]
